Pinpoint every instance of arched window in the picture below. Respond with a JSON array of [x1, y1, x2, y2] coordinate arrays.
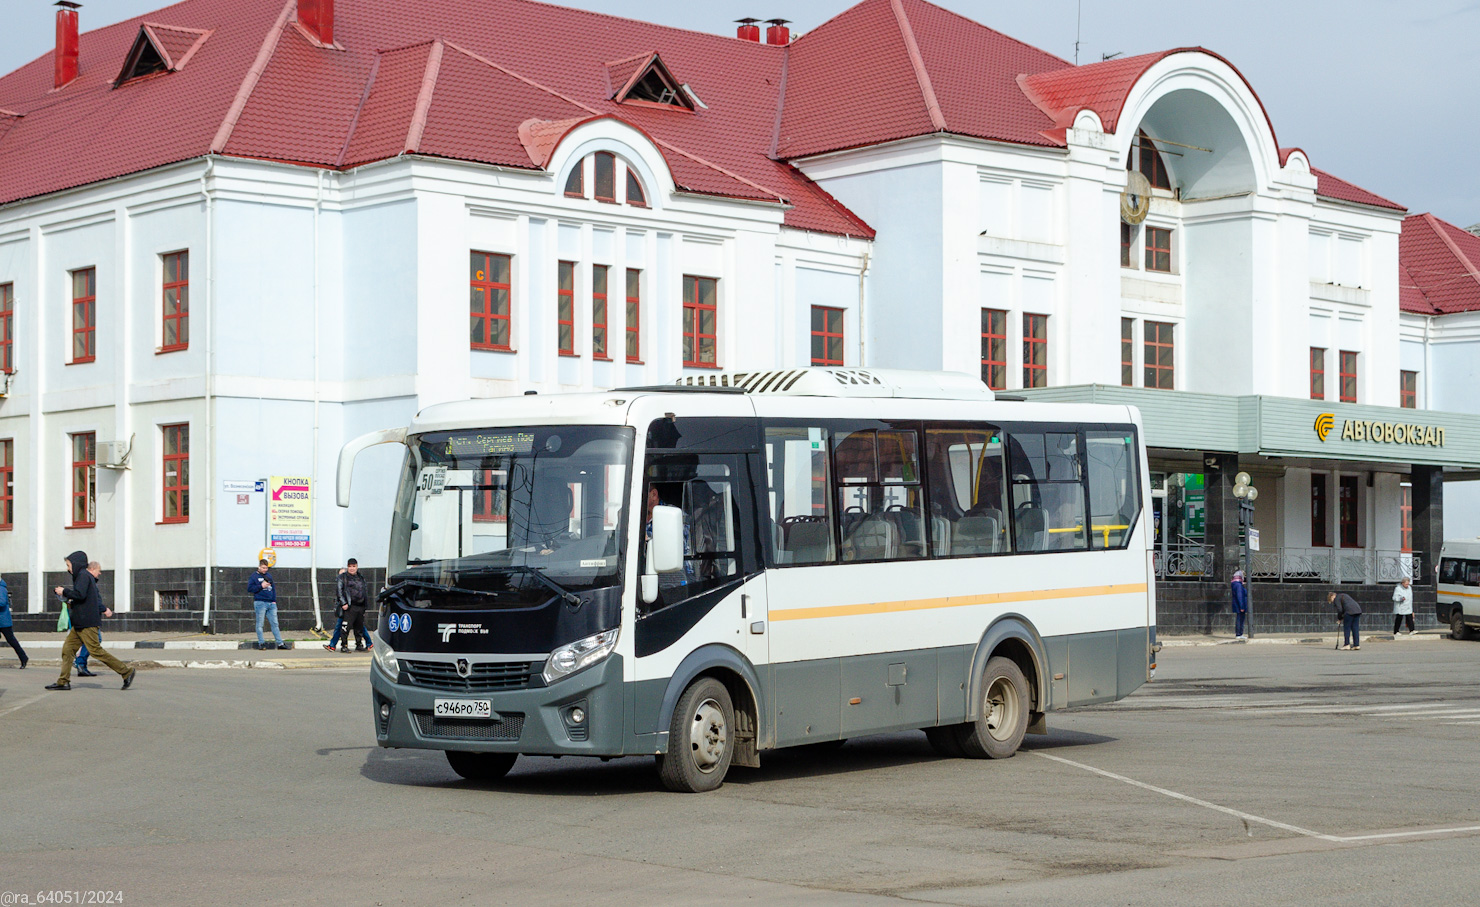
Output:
[[594, 151, 616, 203], [626, 167, 647, 207], [1130, 131, 1172, 191], [563, 162, 583, 197]]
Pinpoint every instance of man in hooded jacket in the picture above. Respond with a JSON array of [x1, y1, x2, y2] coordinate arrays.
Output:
[[47, 551, 135, 690]]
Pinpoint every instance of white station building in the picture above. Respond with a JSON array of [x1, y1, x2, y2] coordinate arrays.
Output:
[[0, 0, 1474, 632]]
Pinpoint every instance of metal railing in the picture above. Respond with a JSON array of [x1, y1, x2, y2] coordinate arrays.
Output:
[[1155, 544, 1420, 584]]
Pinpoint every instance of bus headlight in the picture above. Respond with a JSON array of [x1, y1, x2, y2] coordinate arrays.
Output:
[[373, 638, 400, 678], [542, 629, 619, 685]]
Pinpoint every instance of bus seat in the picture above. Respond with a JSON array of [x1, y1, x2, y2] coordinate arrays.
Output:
[[889, 507, 925, 557], [846, 513, 895, 561], [785, 519, 832, 564], [953, 514, 999, 556], [1014, 504, 1046, 552], [930, 515, 952, 556]]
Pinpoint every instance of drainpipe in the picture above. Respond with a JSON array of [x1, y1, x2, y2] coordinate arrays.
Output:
[[200, 156, 216, 632], [308, 168, 326, 632], [857, 251, 870, 366], [1422, 315, 1432, 409]]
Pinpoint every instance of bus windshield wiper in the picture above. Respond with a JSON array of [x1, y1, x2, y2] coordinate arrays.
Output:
[[380, 578, 503, 601], [456, 564, 583, 608]]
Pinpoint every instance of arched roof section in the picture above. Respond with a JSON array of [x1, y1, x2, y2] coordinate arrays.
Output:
[[532, 114, 677, 206]]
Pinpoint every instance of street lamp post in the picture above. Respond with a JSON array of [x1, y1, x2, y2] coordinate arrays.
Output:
[[1232, 471, 1258, 638]]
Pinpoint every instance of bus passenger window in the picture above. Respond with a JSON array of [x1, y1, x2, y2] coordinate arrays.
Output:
[[925, 428, 1008, 556], [833, 427, 925, 562], [1084, 430, 1140, 548], [764, 427, 836, 565], [1007, 431, 1088, 552], [644, 459, 741, 613], [1468, 561, 1480, 587]]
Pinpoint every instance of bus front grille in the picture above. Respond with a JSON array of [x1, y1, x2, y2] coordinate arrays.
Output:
[[402, 659, 538, 693], [412, 711, 525, 741]]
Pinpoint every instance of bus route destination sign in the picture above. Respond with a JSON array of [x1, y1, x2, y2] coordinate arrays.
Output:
[[269, 476, 312, 548], [447, 431, 535, 456]]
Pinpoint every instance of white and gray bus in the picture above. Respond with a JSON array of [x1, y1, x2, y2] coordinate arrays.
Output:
[[337, 369, 1157, 792], [1437, 539, 1480, 639]]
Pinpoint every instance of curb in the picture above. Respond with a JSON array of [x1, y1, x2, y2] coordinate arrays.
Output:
[[3, 656, 369, 671], [1161, 633, 1445, 647], [15, 639, 354, 651]]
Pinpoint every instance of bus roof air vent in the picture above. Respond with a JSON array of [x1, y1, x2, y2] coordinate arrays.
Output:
[[672, 368, 994, 400]]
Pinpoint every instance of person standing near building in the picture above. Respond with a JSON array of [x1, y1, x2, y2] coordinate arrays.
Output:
[[73, 560, 112, 677], [325, 558, 373, 652], [1330, 591, 1363, 650], [1392, 576, 1415, 636], [248, 559, 288, 651], [1230, 570, 1249, 639], [47, 551, 135, 690], [0, 575, 27, 669]]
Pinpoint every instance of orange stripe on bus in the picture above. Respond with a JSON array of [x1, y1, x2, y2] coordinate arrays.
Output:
[[769, 582, 1149, 622]]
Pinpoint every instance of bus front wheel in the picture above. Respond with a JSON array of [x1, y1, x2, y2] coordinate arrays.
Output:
[[958, 656, 1029, 759], [446, 750, 518, 782], [657, 677, 735, 793]]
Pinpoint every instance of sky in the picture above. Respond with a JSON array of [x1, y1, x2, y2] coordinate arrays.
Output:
[[2, 0, 1476, 226]]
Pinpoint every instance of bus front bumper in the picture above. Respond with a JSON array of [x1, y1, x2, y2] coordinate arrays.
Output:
[[370, 654, 625, 755]]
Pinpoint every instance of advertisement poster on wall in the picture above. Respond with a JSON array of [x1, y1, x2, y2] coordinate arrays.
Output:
[[268, 476, 312, 548]]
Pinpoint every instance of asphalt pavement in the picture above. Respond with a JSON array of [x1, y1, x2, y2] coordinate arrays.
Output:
[[1, 636, 1478, 905]]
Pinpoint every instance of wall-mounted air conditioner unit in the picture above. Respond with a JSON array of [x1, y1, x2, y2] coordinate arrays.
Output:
[[97, 435, 134, 470]]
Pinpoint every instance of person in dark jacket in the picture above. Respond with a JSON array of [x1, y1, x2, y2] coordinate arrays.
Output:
[[1230, 570, 1249, 639], [324, 558, 373, 653], [74, 560, 112, 676], [1330, 591, 1363, 650], [0, 576, 27, 669], [47, 551, 135, 690], [248, 559, 288, 651]]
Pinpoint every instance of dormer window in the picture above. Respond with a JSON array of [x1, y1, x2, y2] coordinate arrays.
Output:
[[114, 23, 211, 87], [563, 152, 650, 207], [626, 168, 647, 207], [609, 53, 695, 111]]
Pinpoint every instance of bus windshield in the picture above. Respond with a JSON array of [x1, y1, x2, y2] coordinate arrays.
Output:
[[389, 426, 634, 601]]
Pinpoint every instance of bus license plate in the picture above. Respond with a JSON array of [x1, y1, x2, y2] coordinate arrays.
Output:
[[434, 699, 494, 719]]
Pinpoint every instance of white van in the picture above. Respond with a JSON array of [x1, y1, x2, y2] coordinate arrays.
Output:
[[1437, 539, 1480, 639]]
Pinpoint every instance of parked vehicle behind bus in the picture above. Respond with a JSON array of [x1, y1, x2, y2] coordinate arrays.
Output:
[[1437, 539, 1480, 639], [337, 368, 1158, 792]]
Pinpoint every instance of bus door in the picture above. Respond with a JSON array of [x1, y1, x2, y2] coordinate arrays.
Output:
[[634, 449, 769, 691]]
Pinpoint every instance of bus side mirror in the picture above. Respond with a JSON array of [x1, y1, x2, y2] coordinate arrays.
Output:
[[650, 505, 685, 574]]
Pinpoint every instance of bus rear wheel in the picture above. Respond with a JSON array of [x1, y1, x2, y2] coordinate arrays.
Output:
[[924, 725, 968, 757], [957, 656, 1029, 759], [446, 750, 518, 782], [1453, 610, 1470, 640], [657, 677, 734, 793]]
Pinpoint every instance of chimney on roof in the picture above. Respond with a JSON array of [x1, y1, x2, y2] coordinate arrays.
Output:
[[764, 19, 791, 45], [298, 0, 333, 45], [54, 1, 81, 89], [735, 18, 761, 42]]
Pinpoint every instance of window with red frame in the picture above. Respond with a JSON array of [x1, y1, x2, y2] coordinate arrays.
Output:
[[0, 283, 13, 374], [469, 251, 512, 350], [1310, 347, 1326, 400], [161, 423, 189, 523], [1120, 317, 1134, 387], [1022, 313, 1047, 388], [1311, 474, 1329, 547], [592, 265, 610, 359], [563, 162, 584, 197], [625, 269, 641, 362], [1144, 227, 1172, 273], [472, 469, 508, 523], [70, 431, 96, 528], [557, 261, 576, 356], [0, 438, 12, 530], [1144, 320, 1174, 389], [682, 275, 717, 367], [161, 250, 188, 352], [1400, 370, 1417, 409], [1400, 484, 1412, 553], [980, 308, 1006, 391], [1339, 350, 1358, 403], [811, 306, 844, 366], [1134, 131, 1172, 190], [594, 152, 616, 203], [626, 168, 647, 207], [1339, 475, 1358, 548], [71, 267, 96, 363], [1120, 223, 1135, 269]]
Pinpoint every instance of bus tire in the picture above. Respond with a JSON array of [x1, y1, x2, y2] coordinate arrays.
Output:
[[445, 750, 517, 782], [957, 656, 1030, 759], [924, 725, 968, 758], [1452, 610, 1469, 640], [657, 677, 734, 793]]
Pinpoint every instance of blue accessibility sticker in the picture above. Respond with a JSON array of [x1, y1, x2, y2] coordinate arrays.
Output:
[[390, 613, 409, 633], [387, 613, 399, 632]]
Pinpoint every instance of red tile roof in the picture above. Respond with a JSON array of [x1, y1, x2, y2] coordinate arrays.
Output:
[[1400, 213, 1480, 315], [1308, 166, 1406, 212]]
